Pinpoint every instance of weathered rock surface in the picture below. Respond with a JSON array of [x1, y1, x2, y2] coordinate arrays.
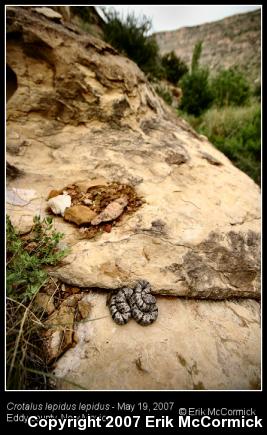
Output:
[[52, 229, 260, 300], [7, 188, 37, 206], [53, 292, 261, 390], [33, 7, 63, 22], [6, 6, 261, 389], [43, 304, 75, 364]]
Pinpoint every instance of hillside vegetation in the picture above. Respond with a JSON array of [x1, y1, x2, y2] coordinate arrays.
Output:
[[177, 40, 261, 185], [155, 9, 261, 85], [181, 103, 261, 184]]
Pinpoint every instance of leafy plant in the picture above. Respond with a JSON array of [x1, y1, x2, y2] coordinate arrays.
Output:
[[191, 40, 203, 72], [161, 51, 188, 85], [71, 6, 92, 22], [253, 82, 261, 101], [6, 215, 68, 303], [6, 215, 69, 389], [179, 68, 214, 116], [179, 41, 214, 116], [211, 67, 251, 107]]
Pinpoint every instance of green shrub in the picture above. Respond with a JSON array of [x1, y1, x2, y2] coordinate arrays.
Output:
[[179, 68, 214, 116], [179, 41, 214, 116], [6, 215, 70, 389], [211, 68, 251, 107], [161, 51, 188, 85], [191, 41, 203, 73], [177, 41, 260, 184], [71, 6, 92, 22], [102, 8, 163, 78], [183, 103, 261, 184], [6, 215, 68, 302], [253, 82, 261, 100]]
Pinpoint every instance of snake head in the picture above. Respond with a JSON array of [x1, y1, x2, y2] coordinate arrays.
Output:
[[137, 279, 151, 290]]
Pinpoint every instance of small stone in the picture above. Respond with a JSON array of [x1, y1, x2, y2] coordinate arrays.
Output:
[[33, 7, 63, 21], [91, 196, 128, 225], [62, 294, 83, 307], [24, 241, 38, 253], [64, 205, 97, 225], [82, 198, 93, 206], [78, 299, 92, 319], [200, 151, 223, 166], [70, 287, 81, 294], [46, 330, 64, 362], [34, 292, 55, 315], [47, 189, 63, 200], [47, 194, 71, 217], [199, 134, 208, 141], [43, 305, 75, 363], [165, 152, 188, 166]]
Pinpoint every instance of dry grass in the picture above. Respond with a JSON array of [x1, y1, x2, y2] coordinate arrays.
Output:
[[180, 101, 261, 184], [6, 216, 68, 390], [6, 296, 51, 390], [196, 102, 260, 138]]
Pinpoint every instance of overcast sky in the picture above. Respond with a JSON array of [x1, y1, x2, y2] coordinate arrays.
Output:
[[96, 5, 261, 33]]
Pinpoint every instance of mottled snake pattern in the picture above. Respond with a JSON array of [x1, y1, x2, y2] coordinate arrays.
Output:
[[108, 280, 158, 326]]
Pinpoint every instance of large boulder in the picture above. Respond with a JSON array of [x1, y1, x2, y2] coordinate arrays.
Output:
[[54, 293, 260, 390], [6, 6, 261, 389]]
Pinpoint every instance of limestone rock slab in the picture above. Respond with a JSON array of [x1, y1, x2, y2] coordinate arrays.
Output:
[[52, 228, 260, 299], [53, 293, 261, 390]]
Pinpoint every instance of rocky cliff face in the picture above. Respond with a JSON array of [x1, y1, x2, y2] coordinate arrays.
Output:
[[155, 9, 261, 84], [6, 6, 261, 390]]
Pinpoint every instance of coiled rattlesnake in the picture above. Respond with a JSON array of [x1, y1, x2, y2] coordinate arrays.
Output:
[[108, 280, 158, 326]]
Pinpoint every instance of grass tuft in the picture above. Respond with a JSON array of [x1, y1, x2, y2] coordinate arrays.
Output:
[[6, 215, 69, 389], [179, 101, 261, 185]]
